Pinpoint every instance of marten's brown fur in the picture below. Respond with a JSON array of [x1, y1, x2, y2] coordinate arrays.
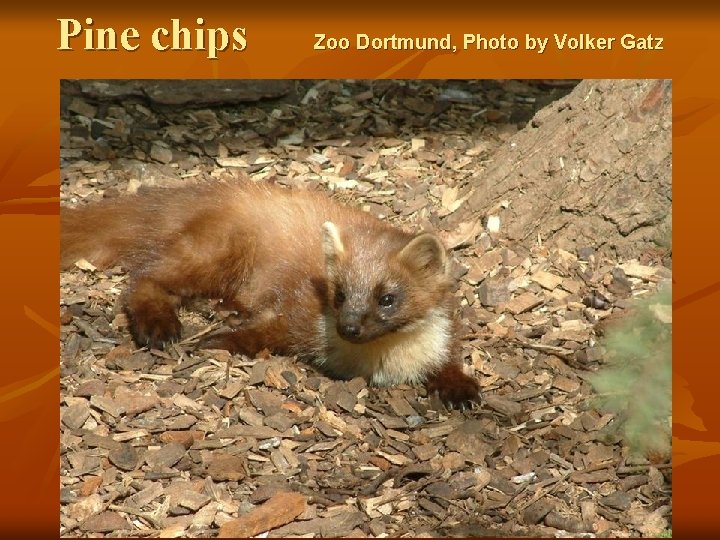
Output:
[[61, 181, 480, 406]]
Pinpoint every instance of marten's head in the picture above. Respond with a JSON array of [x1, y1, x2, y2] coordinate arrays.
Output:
[[321, 221, 452, 344]]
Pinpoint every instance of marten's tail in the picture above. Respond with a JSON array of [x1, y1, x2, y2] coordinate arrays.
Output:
[[60, 180, 281, 271], [60, 181, 255, 271], [61, 195, 163, 270]]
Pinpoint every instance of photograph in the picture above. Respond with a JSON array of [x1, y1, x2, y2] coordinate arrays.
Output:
[[59, 78, 672, 537]]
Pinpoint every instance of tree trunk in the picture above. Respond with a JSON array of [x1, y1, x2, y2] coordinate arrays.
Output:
[[453, 79, 672, 259]]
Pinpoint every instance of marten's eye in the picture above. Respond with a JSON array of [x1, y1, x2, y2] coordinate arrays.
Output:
[[379, 294, 395, 307], [335, 289, 346, 305]]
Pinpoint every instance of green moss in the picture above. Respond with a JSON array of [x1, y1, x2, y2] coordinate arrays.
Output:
[[590, 284, 672, 457]]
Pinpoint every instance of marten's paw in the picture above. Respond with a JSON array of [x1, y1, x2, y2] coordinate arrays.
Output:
[[127, 309, 182, 350], [438, 377, 482, 410], [435, 375, 482, 409], [425, 362, 482, 409]]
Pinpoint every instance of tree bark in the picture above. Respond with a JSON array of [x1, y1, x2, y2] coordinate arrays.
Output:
[[455, 79, 672, 259]]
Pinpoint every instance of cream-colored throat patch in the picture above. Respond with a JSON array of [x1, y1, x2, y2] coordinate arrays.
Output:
[[313, 308, 451, 386]]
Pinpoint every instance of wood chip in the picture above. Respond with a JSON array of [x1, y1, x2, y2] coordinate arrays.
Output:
[[505, 293, 543, 315], [531, 270, 564, 290], [217, 491, 307, 538]]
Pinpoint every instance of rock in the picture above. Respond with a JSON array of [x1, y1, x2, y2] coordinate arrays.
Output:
[[90, 118, 110, 139]]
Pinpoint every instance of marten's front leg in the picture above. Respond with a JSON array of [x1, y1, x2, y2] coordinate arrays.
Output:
[[425, 361, 481, 408], [198, 328, 274, 357], [123, 213, 249, 349], [198, 306, 290, 357], [125, 278, 182, 349], [424, 314, 481, 408]]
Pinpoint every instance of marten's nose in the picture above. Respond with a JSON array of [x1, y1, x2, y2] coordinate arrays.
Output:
[[341, 323, 362, 338], [338, 311, 364, 341]]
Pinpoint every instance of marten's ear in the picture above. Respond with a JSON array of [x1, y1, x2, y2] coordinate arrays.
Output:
[[397, 233, 448, 277], [322, 222, 345, 278]]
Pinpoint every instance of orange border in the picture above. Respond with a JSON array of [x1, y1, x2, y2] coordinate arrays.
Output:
[[1, 5, 715, 537]]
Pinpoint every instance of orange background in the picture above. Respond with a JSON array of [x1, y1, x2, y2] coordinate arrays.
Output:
[[0, 3, 714, 537]]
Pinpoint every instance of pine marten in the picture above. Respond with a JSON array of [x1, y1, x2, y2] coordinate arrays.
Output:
[[61, 180, 480, 406]]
